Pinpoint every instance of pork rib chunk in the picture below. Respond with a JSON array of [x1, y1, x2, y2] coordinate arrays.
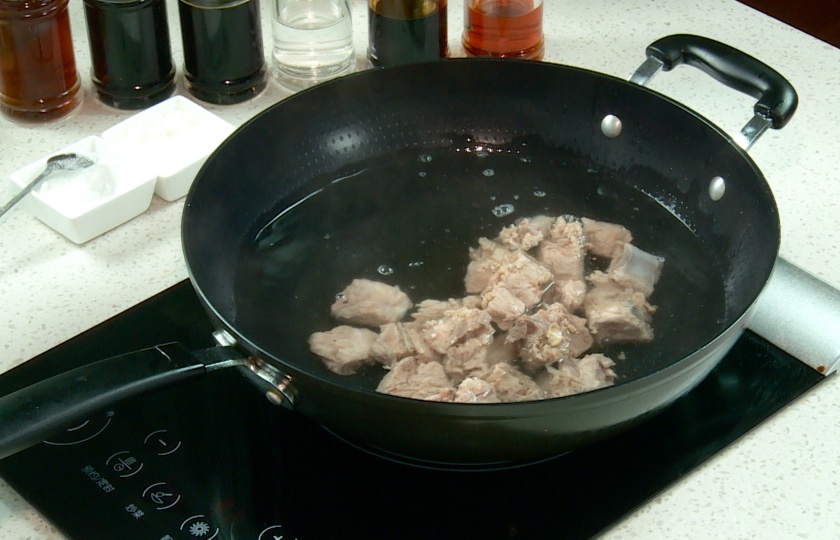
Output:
[[535, 216, 586, 282], [584, 271, 656, 344], [481, 251, 553, 330], [331, 279, 413, 327], [581, 217, 633, 258], [607, 243, 664, 297], [537, 353, 617, 398], [496, 217, 547, 251], [454, 377, 501, 403], [482, 362, 545, 402], [370, 322, 439, 367], [376, 357, 455, 402], [308, 325, 378, 375], [506, 302, 593, 371]]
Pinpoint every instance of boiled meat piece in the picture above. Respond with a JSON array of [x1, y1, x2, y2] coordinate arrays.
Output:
[[370, 322, 439, 367], [544, 279, 588, 313], [496, 217, 547, 251], [411, 296, 482, 324], [464, 237, 511, 294], [422, 307, 495, 354], [482, 362, 545, 402], [485, 333, 519, 366], [330, 278, 413, 327], [537, 353, 617, 398], [454, 377, 501, 403], [376, 357, 455, 402], [481, 286, 526, 331], [584, 271, 656, 344], [308, 325, 378, 375], [311, 212, 664, 404], [581, 217, 632, 258], [607, 243, 664, 297], [442, 337, 494, 384], [506, 302, 593, 371], [535, 216, 586, 282], [481, 251, 554, 329]]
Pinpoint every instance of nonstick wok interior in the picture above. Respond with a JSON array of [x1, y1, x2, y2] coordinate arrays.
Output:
[[184, 59, 777, 392], [182, 59, 779, 464]]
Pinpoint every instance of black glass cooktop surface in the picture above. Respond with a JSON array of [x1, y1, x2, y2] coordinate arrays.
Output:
[[0, 280, 824, 539]]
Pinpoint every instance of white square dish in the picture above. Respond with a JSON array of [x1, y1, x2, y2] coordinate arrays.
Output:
[[101, 95, 236, 202], [8, 136, 157, 244]]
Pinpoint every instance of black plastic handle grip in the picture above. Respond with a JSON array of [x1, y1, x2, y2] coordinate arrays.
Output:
[[646, 34, 798, 129], [0, 343, 219, 460]]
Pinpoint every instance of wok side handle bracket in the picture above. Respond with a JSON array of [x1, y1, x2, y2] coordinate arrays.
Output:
[[0, 343, 245, 461], [632, 34, 798, 150]]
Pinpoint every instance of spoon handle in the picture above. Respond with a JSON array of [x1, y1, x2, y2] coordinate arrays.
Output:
[[0, 168, 53, 220]]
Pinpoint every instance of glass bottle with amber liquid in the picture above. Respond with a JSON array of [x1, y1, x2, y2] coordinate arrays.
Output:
[[368, 0, 447, 68], [463, 0, 544, 60], [0, 0, 81, 122]]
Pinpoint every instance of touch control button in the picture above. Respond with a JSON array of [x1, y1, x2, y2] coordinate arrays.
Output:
[[142, 482, 181, 510], [106, 450, 143, 478], [258, 525, 297, 540], [143, 429, 182, 456], [180, 514, 219, 539], [44, 410, 115, 446]]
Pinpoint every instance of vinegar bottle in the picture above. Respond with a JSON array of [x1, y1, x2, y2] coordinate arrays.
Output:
[[0, 0, 82, 123], [368, 0, 448, 68]]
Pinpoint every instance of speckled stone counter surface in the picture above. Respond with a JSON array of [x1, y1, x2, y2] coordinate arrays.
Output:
[[1, 0, 839, 538]]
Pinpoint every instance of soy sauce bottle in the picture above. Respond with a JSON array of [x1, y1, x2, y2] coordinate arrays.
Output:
[[83, 0, 176, 109], [178, 0, 267, 105], [0, 0, 81, 122], [368, 0, 448, 67]]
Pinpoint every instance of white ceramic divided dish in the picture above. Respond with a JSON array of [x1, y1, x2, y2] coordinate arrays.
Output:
[[101, 96, 236, 202], [9, 136, 157, 244]]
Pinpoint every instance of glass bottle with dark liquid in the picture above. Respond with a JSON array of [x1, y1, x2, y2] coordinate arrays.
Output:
[[368, 0, 448, 67], [178, 0, 267, 105], [0, 0, 81, 122], [83, 0, 176, 110]]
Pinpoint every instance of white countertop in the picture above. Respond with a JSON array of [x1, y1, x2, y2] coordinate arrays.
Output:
[[1, 0, 839, 538]]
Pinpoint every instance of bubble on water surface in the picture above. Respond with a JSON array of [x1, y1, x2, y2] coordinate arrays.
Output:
[[519, 155, 533, 163], [492, 204, 515, 217], [534, 190, 546, 198], [377, 265, 394, 276], [482, 168, 495, 177], [408, 261, 424, 268], [418, 154, 433, 163], [418, 171, 427, 177]]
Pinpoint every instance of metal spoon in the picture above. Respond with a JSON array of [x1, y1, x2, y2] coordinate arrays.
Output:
[[0, 153, 96, 220]]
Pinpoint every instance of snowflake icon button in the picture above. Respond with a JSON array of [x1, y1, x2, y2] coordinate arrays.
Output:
[[180, 514, 219, 539]]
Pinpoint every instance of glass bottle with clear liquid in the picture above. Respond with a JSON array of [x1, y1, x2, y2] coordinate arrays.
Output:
[[271, 0, 355, 90]]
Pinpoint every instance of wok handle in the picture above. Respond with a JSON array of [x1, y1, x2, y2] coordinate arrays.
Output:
[[0, 343, 245, 461], [642, 34, 798, 129]]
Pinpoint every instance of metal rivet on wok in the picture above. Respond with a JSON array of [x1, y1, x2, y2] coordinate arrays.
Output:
[[265, 389, 289, 407], [600, 114, 623, 138], [709, 176, 726, 201]]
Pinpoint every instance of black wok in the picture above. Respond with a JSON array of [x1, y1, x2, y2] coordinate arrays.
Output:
[[0, 35, 796, 467]]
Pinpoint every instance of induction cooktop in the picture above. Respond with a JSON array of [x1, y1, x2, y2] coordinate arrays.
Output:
[[0, 279, 825, 539]]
